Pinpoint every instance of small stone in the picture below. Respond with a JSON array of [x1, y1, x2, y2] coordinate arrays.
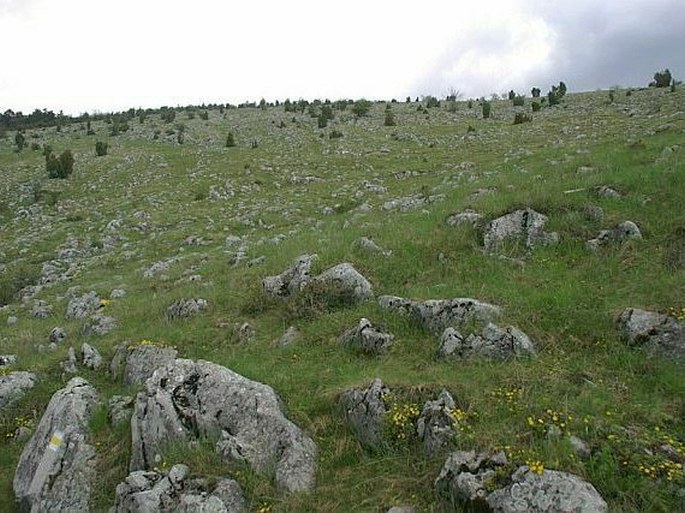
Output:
[[278, 326, 300, 347], [81, 343, 103, 370], [49, 327, 67, 344], [7, 316, 18, 326], [62, 347, 77, 374]]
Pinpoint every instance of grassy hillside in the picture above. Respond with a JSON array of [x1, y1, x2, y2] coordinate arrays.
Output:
[[0, 87, 684, 512]]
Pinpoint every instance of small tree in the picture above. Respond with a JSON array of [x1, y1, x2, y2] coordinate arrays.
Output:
[[513, 112, 531, 125], [95, 141, 108, 156], [508, 90, 516, 100], [513, 95, 525, 107], [531, 87, 541, 98], [531, 102, 541, 113], [424, 95, 440, 108], [14, 131, 25, 152], [482, 101, 491, 119], [226, 132, 236, 147], [351, 99, 372, 118], [46, 149, 74, 179], [317, 115, 328, 129], [384, 108, 396, 127], [650, 69, 672, 88]]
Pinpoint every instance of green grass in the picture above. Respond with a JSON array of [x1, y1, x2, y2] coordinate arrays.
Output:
[[0, 87, 684, 512]]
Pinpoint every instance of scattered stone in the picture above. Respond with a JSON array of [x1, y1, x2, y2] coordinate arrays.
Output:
[[233, 322, 255, 342], [378, 295, 500, 333], [437, 323, 536, 361], [262, 254, 317, 299], [32, 300, 53, 319], [576, 166, 595, 174], [0, 371, 36, 410], [143, 258, 178, 279], [277, 326, 300, 347], [13, 378, 99, 513], [7, 316, 18, 326], [108, 395, 134, 426], [110, 343, 178, 386], [113, 464, 247, 513], [110, 288, 126, 299], [435, 450, 507, 504], [582, 205, 604, 223], [446, 209, 481, 227], [81, 343, 103, 370], [483, 209, 559, 253], [383, 194, 444, 212], [49, 326, 67, 344], [62, 347, 78, 374], [340, 318, 394, 355], [166, 298, 208, 320], [0, 354, 17, 367], [387, 507, 416, 513], [570, 435, 591, 460], [130, 359, 317, 493], [586, 221, 642, 251], [416, 389, 458, 456], [617, 308, 685, 361], [486, 466, 608, 512], [468, 187, 496, 200], [594, 185, 622, 198], [339, 378, 390, 451], [313, 263, 374, 302], [83, 314, 117, 336], [247, 255, 266, 267], [66, 291, 100, 319], [354, 237, 392, 257]]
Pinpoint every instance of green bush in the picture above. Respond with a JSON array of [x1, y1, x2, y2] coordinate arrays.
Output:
[[650, 69, 672, 88], [46, 149, 74, 179], [351, 99, 372, 118], [424, 96, 440, 108], [384, 108, 396, 127], [482, 101, 492, 119], [14, 131, 25, 152], [226, 132, 236, 147], [531, 87, 541, 98], [513, 112, 531, 124], [317, 115, 328, 129], [513, 95, 525, 107], [95, 141, 108, 156], [531, 102, 541, 112], [329, 129, 343, 139]]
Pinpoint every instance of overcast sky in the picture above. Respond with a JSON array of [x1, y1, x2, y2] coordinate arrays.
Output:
[[1, 0, 683, 115]]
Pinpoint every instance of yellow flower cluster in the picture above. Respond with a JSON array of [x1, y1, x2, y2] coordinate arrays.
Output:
[[527, 408, 573, 434], [258, 503, 272, 513], [386, 401, 420, 441], [667, 307, 685, 321], [638, 461, 684, 481], [99, 298, 112, 307], [127, 339, 172, 351], [5, 414, 35, 439], [526, 459, 545, 475], [490, 386, 524, 412]]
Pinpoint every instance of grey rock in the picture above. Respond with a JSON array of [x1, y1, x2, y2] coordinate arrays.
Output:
[[8, 315, 18, 325], [113, 464, 246, 513], [110, 288, 126, 299], [130, 359, 317, 493], [49, 326, 67, 344], [66, 291, 100, 319], [594, 185, 622, 198], [339, 378, 390, 451], [62, 347, 78, 374], [416, 390, 457, 456], [313, 263, 374, 302], [166, 298, 208, 320], [438, 323, 536, 361], [483, 209, 559, 253], [446, 209, 481, 227], [83, 314, 117, 336], [354, 237, 392, 257], [486, 466, 608, 512], [378, 295, 500, 333], [387, 507, 416, 513], [81, 343, 103, 370], [0, 371, 36, 410], [617, 308, 685, 360], [0, 354, 17, 367], [570, 435, 591, 460], [340, 318, 394, 355], [233, 322, 255, 342], [278, 326, 300, 347], [108, 395, 134, 426], [586, 221, 642, 251], [110, 343, 178, 386], [582, 205, 604, 223], [13, 377, 99, 513], [262, 254, 317, 299], [32, 300, 53, 319], [435, 450, 507, 505]]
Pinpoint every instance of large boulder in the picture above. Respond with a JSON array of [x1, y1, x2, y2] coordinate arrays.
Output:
[[617, 308, 685, 361], [0, 371, 36, 411], [13, 377, 99, 512], [313, 263, 373, 302], [437, 324, 536, 361], [110, 343, 178, 386], [113, 464, 246, 513], [339, 378, 390, 451], [483, 209, 559, 253], [340, 318, 394, 355], [262, 254, 317, 299], [378, 295, 500, 333], [130, 359, 317, 494]]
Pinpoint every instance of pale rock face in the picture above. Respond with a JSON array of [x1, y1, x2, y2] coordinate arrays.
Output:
[[483, 209, 559, 253], [0, 371, 36, 410], [340, 318, 394, 355], [586, 221, 642, 251], [339, 378, 390, 451], [617, 308, 685, 361]]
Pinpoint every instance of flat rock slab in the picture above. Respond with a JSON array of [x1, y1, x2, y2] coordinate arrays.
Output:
[[130, 358, 317, 494], [14, 377, 99, 512], [110, 343, 179, 386]]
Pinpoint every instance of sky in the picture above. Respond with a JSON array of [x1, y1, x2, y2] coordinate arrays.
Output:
[[1, 0, 684, 115]]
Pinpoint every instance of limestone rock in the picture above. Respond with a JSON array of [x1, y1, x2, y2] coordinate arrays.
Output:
[[110, 343, 178, 386], [130, 359, 317, 493], [262, 254, 316, 299], [435, 450, 507, 505], [32, 300, 52, 319], [437, 323, 536, 361], [378, 295, 500, 333], [446, 209, 481, 227], [339, 378, 390, 451], [166, 298, 208, 320], [83, 314, 117, 336], [416, 390, 457, 456], [483, 209, 559, 253], [277, 326, 300, 347], [354, 237, 392, 257], [617, 308, 685, 360], [62, 347, 78, 374], [81, 343, 103, 370], [49, 326, 67, 345], [586, 221, 642, 251], [66, 291, 100, 319], [486, 466, 608, 512], [113, 464, 246, 513], [0, 371, 36, 411], [13, 377, 99, 512], [340, 318, 394, 355], [0, 354, 17, 367], [313, 263, 373, 302], [108, 395, 134, 426]]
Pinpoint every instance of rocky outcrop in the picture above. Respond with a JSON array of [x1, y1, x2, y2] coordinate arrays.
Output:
[[13, 377, 99, 512], [354, 237, 392, 257], [437, 324, 536, 361], [446, 209, 481, 227], [483, 209, 559, 253], [66, 291, 100, 319], [81, 343, 103, 370], [340, 318, 394, 355], [617, 308, 685, 361], [166, 298, 208, 320], [416, 390, 458, 456], [0, 371, 36, 411], [130, 359, 317, 494], [586, 221, 642, 251], [110, 343, 178, 386], [313, 263, 373, 301], [378, 296, 500, 333], [339, 378, 390, 451], [262, 254, 317, 299], [113, 464, 246, 513]]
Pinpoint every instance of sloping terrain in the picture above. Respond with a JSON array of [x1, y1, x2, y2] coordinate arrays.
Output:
[[0, 87, 684, 512]]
